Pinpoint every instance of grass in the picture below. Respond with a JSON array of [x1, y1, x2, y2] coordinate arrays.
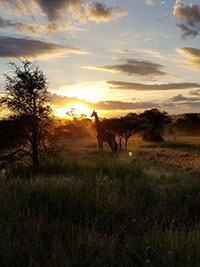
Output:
[[142, 141, 200, 152], [1, 152, 200, 267]]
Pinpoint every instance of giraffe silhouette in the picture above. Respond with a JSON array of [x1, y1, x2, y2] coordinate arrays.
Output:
[[91, 111, 118, 153]]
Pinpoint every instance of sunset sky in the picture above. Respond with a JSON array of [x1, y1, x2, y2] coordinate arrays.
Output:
[[0, 0, 200, 117]]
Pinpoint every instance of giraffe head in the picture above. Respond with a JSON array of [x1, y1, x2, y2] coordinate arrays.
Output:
[[91, 110, 97, 118]]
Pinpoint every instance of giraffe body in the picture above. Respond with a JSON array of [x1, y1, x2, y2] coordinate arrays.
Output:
[[91, 111, 117, 153]]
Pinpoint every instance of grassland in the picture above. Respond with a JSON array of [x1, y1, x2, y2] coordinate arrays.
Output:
[[0, 135, 200, 267]]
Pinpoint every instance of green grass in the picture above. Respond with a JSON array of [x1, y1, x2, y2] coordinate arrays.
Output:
[[1, 158, 200, 266]]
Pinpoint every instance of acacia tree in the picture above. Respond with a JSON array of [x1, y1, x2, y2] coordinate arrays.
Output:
[[176, 113, 200, 135], [101, 115, 140, 150], [0, 60, 53, 170], [139, 108, 171, 142], [121, 113, 141, 150]]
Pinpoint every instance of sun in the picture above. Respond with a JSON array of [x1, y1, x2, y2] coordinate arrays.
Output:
[[54, 102, 92, 118]]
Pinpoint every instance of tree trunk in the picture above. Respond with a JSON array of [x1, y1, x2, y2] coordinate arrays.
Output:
[[119, 136, 122, 150], [125, 136, 129, 150], [32, 136, 39, 171], [32, 93, 39, 172]]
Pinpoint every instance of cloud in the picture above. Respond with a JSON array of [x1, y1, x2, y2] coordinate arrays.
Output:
[[0, 36, 87, 59], [170, 94, 200, 102], [85, 58, 168, 77], [146, 0, 155, 7], [0, 0, 35, 15], [176, 23, 199, 38], [140, 49, 166, 59], [0, 0, 127, 35], [107, 81, 200, 91], [188, 89, 200, 96], [110, 49, 132, 55], [35, 0, 82, 21], [173, 0, 200, 38], [91, 101, 159, 110], [50, 93, 159, 111], [170, 101, 200, 109], [85, 2, 127, 22], [177, 47, 200, 69], [0, 15, 73, 35], [50, 93, 200, 113], [0, 16, 47, 35]]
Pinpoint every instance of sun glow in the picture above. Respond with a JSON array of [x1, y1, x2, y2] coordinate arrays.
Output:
[[58, 81, 111, 103], [54, 102, 92, 118]]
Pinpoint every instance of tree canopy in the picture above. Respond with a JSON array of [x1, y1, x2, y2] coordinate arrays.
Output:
[[0, 60, 53, 170]]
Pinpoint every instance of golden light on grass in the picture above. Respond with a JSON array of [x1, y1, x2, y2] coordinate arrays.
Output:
[[54, 102, 92, 118]]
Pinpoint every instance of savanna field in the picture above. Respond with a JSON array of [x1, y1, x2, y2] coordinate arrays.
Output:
[[1, 134, 200, 267], [1, 0, 200, 266]]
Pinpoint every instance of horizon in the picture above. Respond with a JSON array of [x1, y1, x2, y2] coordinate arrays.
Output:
[[0, 0, 200, 117]]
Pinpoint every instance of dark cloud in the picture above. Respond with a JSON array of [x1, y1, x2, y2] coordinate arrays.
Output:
[[0, 0, 81, 18], [91, 101, 159, 110], [0, 16, 45, 35], [50, 93, 159, 111], [0, 17, 13, 28], [174, 101, 200, 108], [0, 36, 87, 58], [170, 94, 200, 102], [86, 58, 168, 77], [189, 89, 200, 96], [0, 0, 127, 35], [176, 23, 199, 38], [173, 0, 200, 38], [51, 93, 200, 113], [36, 0, 127, 23], [177, 47, 200, 69], [85, 2, 127, 22], [107, 80, 200, 90], [50, 94, 82, 108], [36, 0, 82, 21]]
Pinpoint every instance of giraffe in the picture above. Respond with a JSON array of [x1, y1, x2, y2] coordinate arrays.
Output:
[[91, 111, 118, 153]]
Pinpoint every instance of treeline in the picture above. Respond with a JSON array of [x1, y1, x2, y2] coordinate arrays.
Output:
[[55, 109, 200, 150]]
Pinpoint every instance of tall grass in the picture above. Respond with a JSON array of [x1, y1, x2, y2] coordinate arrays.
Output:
[[1, 158, 200, 266], [143, 141, 200, 152]]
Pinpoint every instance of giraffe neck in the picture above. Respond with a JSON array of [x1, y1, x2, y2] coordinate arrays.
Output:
[[94, 113, 99, 126]]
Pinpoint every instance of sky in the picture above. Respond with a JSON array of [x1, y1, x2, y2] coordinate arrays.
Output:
[[0, 0, 200, 117]]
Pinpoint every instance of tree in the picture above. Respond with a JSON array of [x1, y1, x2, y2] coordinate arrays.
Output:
[[176, 113, 200, 135], [0, 60, 53, 170], [140, 109, 171, 142], [121, 113, 141, 150], [101, 114, 140, 150]]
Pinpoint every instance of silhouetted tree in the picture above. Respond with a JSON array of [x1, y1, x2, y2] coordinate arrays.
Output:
[[101, 118, 122, 148], [122, 113, 141, 149], [0, 60, 53, 170], [140, 109, 171, 142], [66, 108, 87, 120], [176, 113, 200, 135], [101, 114, 140, 150], [64, 108, 89, 139], [55, 118, 92, 140]]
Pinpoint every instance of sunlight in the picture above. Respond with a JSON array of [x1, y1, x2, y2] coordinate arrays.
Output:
[[59, 81, 110, 103], [54, 102, 92, 118]]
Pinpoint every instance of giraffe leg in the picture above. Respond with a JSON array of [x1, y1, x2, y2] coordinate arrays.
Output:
[[98, 137, 103, 152], [100, 141, 103, 152], [108, 139, 117, 154]]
